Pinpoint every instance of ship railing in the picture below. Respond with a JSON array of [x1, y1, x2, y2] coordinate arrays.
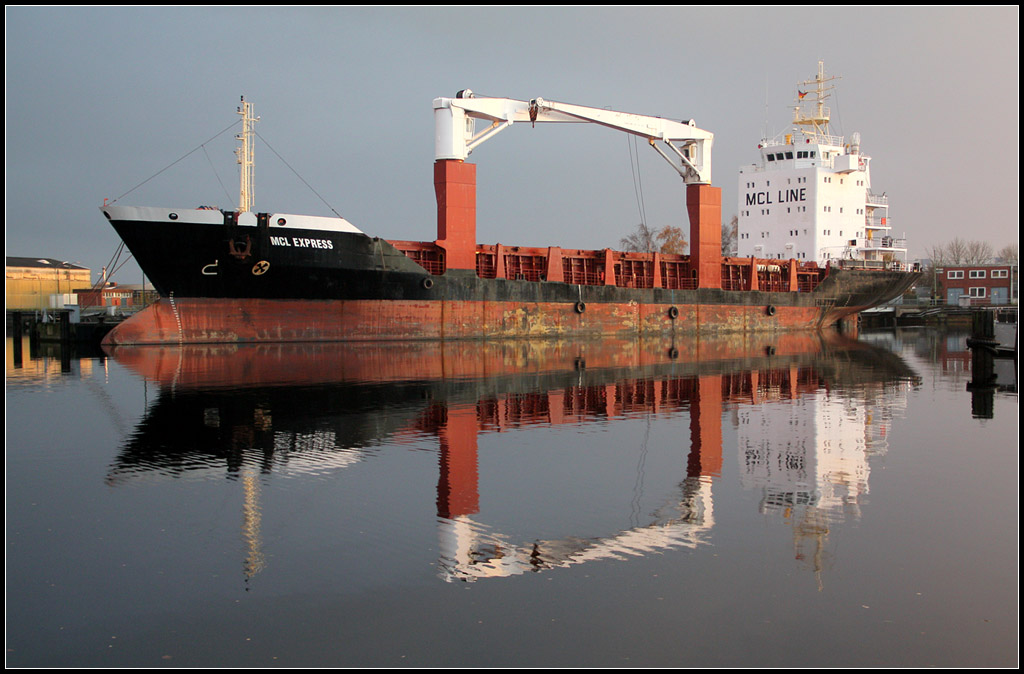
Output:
[[756, 271, 790, 293], [761, 130, 843, 149], [841, 259, 886, 270], [615, 257, 656, 289], [834, 258, 913, 271], [865, 216, 893, 230], [817, 132, 844, 148], [796, 274, 821, 292], [561, 255, 604, 286], [866, 192, 889, 207], [722, 278, 745, 291], [663, 260, 697, 290], [721, 261, 751, 291], [858, 236, 908, 250], [401, 241, 839, 293], [720, 258, 826, 293], [476, 251, 497, 279], [392, 241, 447, 275], [504, 254, 548, 282]]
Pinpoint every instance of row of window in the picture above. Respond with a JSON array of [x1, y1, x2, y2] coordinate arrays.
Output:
[[766, 150, 812, 162], [744, 177, 812, 189], [741, 204, 840, 217], [743, 227, 868, 239], [752, 228, 860, 240], [764, 150, 860, 164], [947, 269, 1010, 279], [746, 174, 848, 188]]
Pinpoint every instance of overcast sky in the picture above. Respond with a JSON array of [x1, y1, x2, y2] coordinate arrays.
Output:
[[5, 6, 1019, 283]]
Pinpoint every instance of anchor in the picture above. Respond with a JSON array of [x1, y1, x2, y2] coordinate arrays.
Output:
[[229, 235, 252, 260]]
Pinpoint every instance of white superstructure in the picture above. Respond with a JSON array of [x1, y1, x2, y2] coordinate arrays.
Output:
[[737, 61, 908, 268]]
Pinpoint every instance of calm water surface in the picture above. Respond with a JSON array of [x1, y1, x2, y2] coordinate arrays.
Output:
[[5, 329, 1017, 667]]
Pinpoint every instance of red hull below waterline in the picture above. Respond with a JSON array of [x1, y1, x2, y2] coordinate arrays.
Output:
[[102, 296, 846, 346]]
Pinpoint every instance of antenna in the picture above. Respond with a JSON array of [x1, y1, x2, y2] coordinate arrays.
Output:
[[762, 72, 769, 143]]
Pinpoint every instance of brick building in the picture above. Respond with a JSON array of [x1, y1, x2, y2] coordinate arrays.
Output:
[[74, 284, 135, 309], [938, 264, 1015, 305]]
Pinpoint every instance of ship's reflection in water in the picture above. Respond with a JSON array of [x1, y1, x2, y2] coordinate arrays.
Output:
[[105, 332, 919, 585]]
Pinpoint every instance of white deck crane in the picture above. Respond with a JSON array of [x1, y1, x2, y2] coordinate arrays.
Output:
[[433, 90, 713, 185]]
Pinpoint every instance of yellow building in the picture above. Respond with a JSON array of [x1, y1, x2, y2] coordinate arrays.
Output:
[[6, 257, 92, 311]]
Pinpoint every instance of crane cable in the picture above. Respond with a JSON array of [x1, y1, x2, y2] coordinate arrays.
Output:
[[627, 134, 648, 232]]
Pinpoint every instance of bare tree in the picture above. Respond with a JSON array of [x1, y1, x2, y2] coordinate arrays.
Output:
[[924, 242, 949, 266], [721, 215, 738, 256], [620, 223, 687, 254], [945, 237, 971, 264], [964, 240, 994, 265], [929, 238, 995, 265], [996, 243, 1018, 265], [620, 222, 658, 253]]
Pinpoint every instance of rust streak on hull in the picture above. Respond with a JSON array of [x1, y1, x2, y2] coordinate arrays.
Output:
[[104, 297, 835, 346]]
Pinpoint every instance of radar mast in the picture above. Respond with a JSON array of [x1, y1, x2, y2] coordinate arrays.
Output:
[[236, 96, 259, 213], [792, 60, 840, 142]]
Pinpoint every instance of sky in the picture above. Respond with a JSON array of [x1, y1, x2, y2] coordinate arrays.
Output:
[[5, 6, 1019, 284]]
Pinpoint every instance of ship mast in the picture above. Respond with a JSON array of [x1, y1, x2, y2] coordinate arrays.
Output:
[[235, 96, 259, 213], [792, 60, 839, 142]]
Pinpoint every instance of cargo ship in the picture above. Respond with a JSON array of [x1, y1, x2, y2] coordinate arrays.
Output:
[[101, 81, 918, 346]]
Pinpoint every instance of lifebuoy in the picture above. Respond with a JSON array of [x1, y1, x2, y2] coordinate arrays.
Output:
[[422, 277, 434, 289], [766, 305, 776, 316], [668, 306, 679, 320], [574, 301, 586, 314]]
